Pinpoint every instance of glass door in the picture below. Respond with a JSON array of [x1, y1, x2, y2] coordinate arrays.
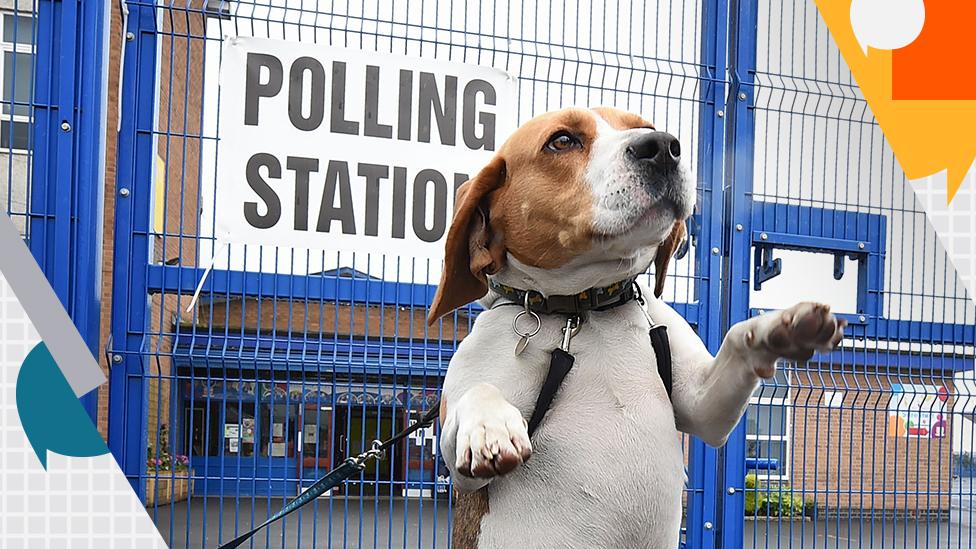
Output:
[[297, 404, 334, 494]]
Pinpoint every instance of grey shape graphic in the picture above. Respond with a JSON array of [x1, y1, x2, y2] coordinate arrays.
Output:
[[0, 213, 105, 396]]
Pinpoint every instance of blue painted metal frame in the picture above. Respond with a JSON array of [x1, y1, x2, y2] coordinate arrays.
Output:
[[28, 0, 109, 420], [108, 0, 159, 499], [716, 4, 974, 546], [687, 0, 730, 547], [749, 202, 888, 322], [73, 0, 110, 419], [750, 307, 975, 348], [807, 348, 974, 373], [146, 265, 702, 327], [171, 336, 457, 378], [722, 0, 760, 545]]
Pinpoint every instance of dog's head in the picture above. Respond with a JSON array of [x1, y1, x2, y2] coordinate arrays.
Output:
[[427, 106, 695, 324]]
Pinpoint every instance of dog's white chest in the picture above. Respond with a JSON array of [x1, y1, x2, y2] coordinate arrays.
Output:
[[466, 310, 685, 548]]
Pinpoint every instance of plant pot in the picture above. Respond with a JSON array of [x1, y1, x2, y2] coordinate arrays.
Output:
[[145, 469, 194, 507]]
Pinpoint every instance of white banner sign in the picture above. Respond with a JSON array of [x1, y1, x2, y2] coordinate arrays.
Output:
[[205, 37, 517, 279], [886, 383, 949, 439]]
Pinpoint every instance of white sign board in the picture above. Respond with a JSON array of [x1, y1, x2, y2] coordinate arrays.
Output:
[[887, 383, 949, 439], [204, 37, 518, 279]]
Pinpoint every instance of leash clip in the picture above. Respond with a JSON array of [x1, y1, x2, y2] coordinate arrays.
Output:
[[352, 439, 385, 467], [632, 282, 658, 328], [560, 315, 583, 351]]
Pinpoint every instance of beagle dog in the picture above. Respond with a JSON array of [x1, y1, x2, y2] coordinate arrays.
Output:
[[427, 107, 845, 549]]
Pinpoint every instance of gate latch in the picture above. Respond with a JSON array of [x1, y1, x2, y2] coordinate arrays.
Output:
[[753, 245, 782, 290]]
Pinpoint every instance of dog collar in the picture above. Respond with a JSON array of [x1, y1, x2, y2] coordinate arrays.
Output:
[[488, 277, 639, 315]]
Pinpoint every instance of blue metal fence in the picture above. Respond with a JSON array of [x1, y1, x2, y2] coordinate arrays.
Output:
[[2, 0, 108, 421], [106, 2, 725, 547], [5, 0, 973, 547], [730, 2, 975, 548]]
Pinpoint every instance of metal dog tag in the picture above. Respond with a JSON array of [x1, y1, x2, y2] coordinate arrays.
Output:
[[512, 308, 541, 357]]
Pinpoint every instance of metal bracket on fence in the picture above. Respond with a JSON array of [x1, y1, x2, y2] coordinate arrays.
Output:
[[753, 245, 782, 290]]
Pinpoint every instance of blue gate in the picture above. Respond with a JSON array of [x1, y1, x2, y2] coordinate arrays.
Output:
[[5, 0, 969, 548], [726, 1, 975, 547], [1, 1, 107, 421]]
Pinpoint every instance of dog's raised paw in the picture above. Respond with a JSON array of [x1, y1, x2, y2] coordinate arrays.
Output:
[[748, 302, 846, 371], [456, 404, 532, 479]]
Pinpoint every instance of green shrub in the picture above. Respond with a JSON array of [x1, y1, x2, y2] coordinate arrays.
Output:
[[743, 474, 811, 517]]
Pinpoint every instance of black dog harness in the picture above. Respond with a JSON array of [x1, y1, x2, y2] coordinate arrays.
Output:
[[488, 277, 673, 435], [216, 278, 673, 549]]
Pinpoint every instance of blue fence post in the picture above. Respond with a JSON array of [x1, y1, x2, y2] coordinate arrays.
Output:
[[720, 0, 760, 547], [108, 0, 159, 499], [73, 1, 111, 420], [688, 0, 731, 547], [28, 0, 110, 421]]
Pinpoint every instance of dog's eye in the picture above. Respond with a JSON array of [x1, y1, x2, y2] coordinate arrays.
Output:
[[545, 131, 581, 153]]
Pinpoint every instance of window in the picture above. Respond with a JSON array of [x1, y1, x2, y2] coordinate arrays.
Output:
[[745, 368, 791, 480], [0, 13, 33, 151]]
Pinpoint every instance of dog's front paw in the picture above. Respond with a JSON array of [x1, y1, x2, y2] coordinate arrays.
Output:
[[455, 401, 532, 479], [746, 302, 846, 376]]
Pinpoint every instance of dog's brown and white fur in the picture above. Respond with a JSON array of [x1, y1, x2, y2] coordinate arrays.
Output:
[[427, 107, 846, 548]]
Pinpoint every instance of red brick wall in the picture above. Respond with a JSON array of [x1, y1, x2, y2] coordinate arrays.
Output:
[[97, 3, 206, 445], [789, 371, 953, 516], [184, 299, 470, 341], [95, 3, 123, 438], [145, 4, 206, 453]]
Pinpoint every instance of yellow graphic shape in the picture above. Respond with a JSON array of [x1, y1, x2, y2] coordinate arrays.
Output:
[[815, 0, 975, 202]]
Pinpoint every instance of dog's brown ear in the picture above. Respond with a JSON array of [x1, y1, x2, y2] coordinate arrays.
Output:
[[427, 156, 507, 325], [653, 221, 687, 298]]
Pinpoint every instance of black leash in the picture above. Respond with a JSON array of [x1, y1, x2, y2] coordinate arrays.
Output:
[[216, 287, 672, 549], [216, 406, 439, 549]]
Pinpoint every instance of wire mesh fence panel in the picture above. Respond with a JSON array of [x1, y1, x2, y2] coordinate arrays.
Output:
[[0, 2, 34, 239], [2, 1, 106, 420], [733, 1, 976, 547], [124, 1, 724, 548]]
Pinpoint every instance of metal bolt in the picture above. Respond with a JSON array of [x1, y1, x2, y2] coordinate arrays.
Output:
[[728, 486, 736, 495], [735, 223, 744, 232], [857, 242, 865, 250], [760, 232, 768, 241], [859, 314, 866, 323], [704, 521, 713, 530], [716, 110, 725, 118], [60, 121, 70, 132], [119, 187, 130, 197], [126, 32, 135, 41], [112, 354, 123, 364], [738, 92, 747, 101], [711, 247, 720, 255]]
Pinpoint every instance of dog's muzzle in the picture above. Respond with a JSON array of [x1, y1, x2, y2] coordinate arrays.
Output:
[[625, 131, 691, 219]]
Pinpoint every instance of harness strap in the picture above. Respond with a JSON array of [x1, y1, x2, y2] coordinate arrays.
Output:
[[524, 322, 674, 438], [526, 348, 576, 437], [649, 324, 673, 400]]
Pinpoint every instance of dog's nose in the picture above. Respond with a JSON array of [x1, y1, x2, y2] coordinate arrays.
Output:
[[627, 131, 681, 168]]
